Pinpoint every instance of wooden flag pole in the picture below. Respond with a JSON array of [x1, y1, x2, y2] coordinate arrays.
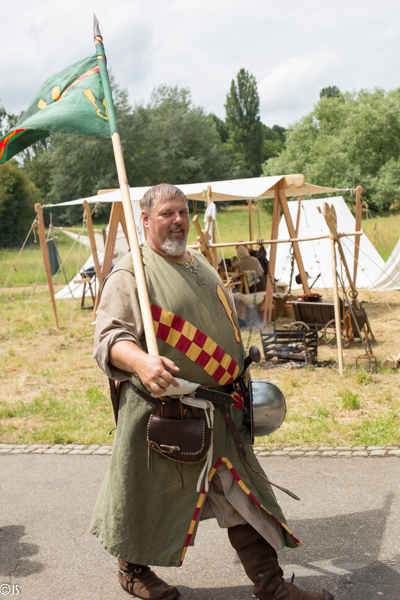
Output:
[[35, 204, 60, 331], [94, 18, 158, 356], [323, 203, 344, 375]]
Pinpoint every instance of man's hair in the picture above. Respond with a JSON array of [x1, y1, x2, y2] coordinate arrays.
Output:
[[141, 183, 188, 217]]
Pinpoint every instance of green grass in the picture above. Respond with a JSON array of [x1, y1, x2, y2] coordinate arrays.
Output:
[[340, 391, 361, 410], [0, 236, 93, 288], [1, 206, 400, 447], [0, 386, 114, 445], [361, 212, 400, 260]]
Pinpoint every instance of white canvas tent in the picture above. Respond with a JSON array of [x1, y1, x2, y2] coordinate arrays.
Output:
[[43, 175, 347, 207], [42, 176, 350, 302], [371, 238, 400, 290], [272, 196, 386, 290]]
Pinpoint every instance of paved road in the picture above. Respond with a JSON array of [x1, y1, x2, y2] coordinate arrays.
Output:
[[1, 455, 400, 600]]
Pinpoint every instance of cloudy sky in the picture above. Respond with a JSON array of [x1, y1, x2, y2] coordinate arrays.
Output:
[[2, 0, 400, 128]]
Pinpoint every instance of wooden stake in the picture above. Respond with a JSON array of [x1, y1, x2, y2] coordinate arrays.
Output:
[[34, 204, 60, 330], [323, 203, 344, 375], [264, 186, 281, 326], [353, 185, 363, 287]]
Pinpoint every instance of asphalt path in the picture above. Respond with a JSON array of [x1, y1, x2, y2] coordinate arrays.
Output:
[[1, 455, 400, 600]]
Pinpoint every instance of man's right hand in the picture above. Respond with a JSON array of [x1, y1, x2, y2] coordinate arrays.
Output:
[[109, 340, 180, 396]]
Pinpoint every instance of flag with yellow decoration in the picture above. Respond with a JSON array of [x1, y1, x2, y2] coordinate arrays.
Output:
[[0, 53, 111, 163]]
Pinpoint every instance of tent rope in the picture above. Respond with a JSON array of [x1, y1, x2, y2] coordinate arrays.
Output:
[[2, 217, 39, 289], [29, 257, 44, 302], [298, 186, 329, 290]]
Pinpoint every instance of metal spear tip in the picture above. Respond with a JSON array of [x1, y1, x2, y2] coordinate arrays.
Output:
[[93, 13, 102, 39]]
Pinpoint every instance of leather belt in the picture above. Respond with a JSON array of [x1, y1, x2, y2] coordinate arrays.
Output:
[[125, 381, 300, 501], [126, 381, 235, 407]]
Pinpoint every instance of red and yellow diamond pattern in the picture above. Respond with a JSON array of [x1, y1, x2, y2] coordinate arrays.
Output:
[[151, 304, 240, 385]]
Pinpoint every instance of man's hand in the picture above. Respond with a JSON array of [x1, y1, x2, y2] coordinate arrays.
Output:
[[109, 340, 180, 395]]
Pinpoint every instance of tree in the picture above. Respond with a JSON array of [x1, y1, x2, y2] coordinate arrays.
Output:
[[262, 124, 286, 162], [263, 88, 400, 213], [123, 85, 235, 186], [19, 81, 237, 225], [225, 69, 264, 176], [320, 86, 341, 99], [0, 161, 41, 247], [211, 114, 229, 144]]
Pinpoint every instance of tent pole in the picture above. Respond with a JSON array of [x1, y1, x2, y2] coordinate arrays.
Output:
[[295, 196, 302, 236], [278, 187, 310, 294], [34, 204, 60, 331], [353, 185, 363, 286], [83, 200, 103, 290], [323, 203, 344, 375], [93, 201, 122, 315], [264, 186, 280, 326]]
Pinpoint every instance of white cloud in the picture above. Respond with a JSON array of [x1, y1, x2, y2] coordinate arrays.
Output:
[[1, 0, 400, 128]]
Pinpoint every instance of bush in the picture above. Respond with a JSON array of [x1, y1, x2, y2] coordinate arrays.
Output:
[[0, 162, 41, 247]]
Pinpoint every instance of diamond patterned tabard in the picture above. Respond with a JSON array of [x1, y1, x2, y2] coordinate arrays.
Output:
[[151, 304, 240, 385]]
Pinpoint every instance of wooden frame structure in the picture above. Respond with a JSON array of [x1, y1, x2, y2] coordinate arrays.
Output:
[[38, 174, 363, 345]]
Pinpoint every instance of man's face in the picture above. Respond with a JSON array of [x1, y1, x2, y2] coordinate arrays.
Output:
[[142, 194, 190, 258]]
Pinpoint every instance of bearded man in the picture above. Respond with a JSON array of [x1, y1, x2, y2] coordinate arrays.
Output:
[[90, 183, 334, 600]]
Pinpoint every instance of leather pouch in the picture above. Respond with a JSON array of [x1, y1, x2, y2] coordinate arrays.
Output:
[[147, 412, 212, 464]]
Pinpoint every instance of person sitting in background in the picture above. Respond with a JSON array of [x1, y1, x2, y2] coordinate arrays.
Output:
[[236, 245, 267, 292]]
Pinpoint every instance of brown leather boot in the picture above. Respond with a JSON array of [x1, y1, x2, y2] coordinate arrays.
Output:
[[117, 559, 180, 600], [228, 524, 334, 600]]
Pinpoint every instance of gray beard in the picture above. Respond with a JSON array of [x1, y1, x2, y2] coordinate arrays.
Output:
[[161, 232, 188, 257]]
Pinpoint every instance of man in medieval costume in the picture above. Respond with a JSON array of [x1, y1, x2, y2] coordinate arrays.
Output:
[[90, 183, 334, 600]]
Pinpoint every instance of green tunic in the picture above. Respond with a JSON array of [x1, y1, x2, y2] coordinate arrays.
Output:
[[90, 244, 300, 566]]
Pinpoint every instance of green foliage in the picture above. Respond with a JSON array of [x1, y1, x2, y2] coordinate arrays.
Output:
[[22, 83, 236, 225], [225, 68, 264, 176], [340, 391, 361, 410], [211, 113, 230, 143], [263, 88, 400, 213], [124, 85, 234, 186], [262, 124, 286, 161], [320, 86, 341, 99], [0, 162, 41, 247]]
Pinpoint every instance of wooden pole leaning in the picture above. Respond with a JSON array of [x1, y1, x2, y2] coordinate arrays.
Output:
[[278, 187, 310, 294], [353, 185, 363, 287], [323, 203, 344, 375], [83, 200, 103, 290], [34, 204, 60, 331]]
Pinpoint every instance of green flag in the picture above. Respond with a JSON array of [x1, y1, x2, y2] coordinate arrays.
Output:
[[0, 54, 111, 164]]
